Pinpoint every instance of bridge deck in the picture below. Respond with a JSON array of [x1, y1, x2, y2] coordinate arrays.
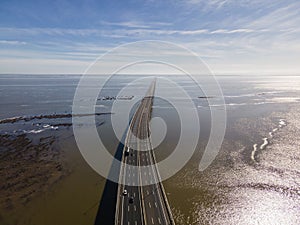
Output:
[[115, 79, 174, 225]]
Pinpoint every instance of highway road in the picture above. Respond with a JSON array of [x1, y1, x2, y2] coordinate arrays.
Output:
[[115, 79, 175, 225]]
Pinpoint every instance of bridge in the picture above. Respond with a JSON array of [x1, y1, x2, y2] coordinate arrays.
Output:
[[114, 79, 175, 225]]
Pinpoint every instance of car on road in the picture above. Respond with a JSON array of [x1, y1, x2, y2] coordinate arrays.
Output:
[[123, 189, 127, 196], [129, 197, 134, 204], [125, 147, 130, 156]]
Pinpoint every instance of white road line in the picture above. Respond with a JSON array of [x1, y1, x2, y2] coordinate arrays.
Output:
[[135, 221, 137, 225], [155, 202, 158, 208], [148, 202, 151, 208], [134, 205, 136, 211], [128, 205, 130, 212], [151, 217, 154, 224], [133, 192, 136, 197], [128, 221, 130, 225], [146, 190, 149, 195], [158, 217, 161, 224]]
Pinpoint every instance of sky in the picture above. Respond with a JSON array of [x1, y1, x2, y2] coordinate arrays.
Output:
[[0, 0, 300, 75]]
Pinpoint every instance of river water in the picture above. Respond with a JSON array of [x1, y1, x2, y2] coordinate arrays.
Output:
[[0, 74, 299, 225]]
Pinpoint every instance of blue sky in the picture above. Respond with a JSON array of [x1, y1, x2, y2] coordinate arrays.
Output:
[[0, 0, 300, 74]]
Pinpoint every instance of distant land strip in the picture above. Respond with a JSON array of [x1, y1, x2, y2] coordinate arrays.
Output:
[[0, 112, 112, 124]]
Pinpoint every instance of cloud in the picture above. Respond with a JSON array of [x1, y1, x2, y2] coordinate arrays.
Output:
[[0, 27, 160, 38], [184, 0, 284, 9], [1, 1, 299, 74], [248, 2, 300, 33], [116, 28, 209, 36], [0, 27, 106, 37], [210, 29, 255, 34], [187, 0, 230, 8], [0, 58, 89, 74], [0, 27, 258, 39], [100, 20, 172, 29], [0, 40, 27, 45]]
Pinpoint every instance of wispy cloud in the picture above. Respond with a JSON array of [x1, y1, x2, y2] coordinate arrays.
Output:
[[0, 58, 89, 74], [0, 27, 261, 39], [185, 0, 284, 9], [0, 0, 299, 74], [248, 2, 300, 33], [210, 29, 255, 34], [0, 40, 27, 45], [0, 27, 101, 36], [100, 20, 172, 29], [187, 0, 231, 9]]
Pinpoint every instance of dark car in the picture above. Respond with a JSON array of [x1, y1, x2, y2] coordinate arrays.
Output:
[[129, 197, 134, 204]]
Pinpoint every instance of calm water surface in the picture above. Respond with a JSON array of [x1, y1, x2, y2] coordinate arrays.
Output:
[[0, 74, 300, 225]]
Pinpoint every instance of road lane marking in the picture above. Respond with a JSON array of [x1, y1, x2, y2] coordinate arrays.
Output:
[[148, 202, 151, 208], [158, 218, 161, 224], [155, 202, 158, 208], [128, 205, 130, 212], [135, 221, 137, 225], [134, 205, 136, 211], [133, 192, 135, 197], [151, 217, 154, 224], [146, 190, 149, 195]]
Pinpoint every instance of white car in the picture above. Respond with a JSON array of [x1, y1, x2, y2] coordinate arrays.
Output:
[[125, 147, 130, 156]]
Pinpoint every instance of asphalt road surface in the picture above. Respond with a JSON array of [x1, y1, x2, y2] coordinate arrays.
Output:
[[115, 80, 174, 225]]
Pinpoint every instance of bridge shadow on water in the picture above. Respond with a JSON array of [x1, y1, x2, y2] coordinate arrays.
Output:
[[94, 141, 124, 225], [94, 103, 139, 225], [93, 120, 132, 225]]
